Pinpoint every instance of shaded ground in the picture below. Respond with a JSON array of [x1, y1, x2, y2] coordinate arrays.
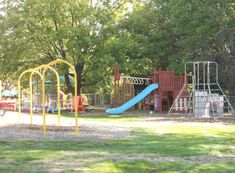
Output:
[[0, 111, 235, 141], [0, 112, 130, 141]]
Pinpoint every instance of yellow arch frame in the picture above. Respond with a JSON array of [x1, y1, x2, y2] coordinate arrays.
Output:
[[29, 65, 61, 128], [41, 65, 61, 135], [29, 69, 43, 124], [18, 68, 34, 119], [18, 59, 78, 136]]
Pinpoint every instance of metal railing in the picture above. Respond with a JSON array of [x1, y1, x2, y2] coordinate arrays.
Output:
[[84, 93, 111, 107], [168, 94, 235, 117]]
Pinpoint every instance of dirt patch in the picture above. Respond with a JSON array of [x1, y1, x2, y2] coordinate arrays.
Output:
[[108, 154, 235, 164], [0, 111, 234, 141], [32, 151, 235, 173], [0, 112, 130, 141], [135, 115, 235, 126], [0, 123, 130, 141]]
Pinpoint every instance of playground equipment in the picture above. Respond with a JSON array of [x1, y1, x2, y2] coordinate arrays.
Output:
[[112, 62, 233, 116], [168, 61, 234, 118], [106, 83, 158, 115], [112, 65, 187, 113], [18, 59, 78, 136], [121, 77, 135, 104], [81, 94, 88, 105], [0, 90, 18, 111], [71, 94, 89, 113], [113, 65, 153, 109], [151, 69, 187, 112], [0, 99, 17, 111], [1, 90, 18, 97]]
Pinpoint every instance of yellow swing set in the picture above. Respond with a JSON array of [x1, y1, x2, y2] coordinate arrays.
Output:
[[18, 59, 78, 136]]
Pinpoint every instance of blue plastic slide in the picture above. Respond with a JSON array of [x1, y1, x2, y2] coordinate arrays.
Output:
[[106, 83, 158, 115]]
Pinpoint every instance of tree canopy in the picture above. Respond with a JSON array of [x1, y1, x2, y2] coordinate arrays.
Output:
[[0, 0, 234, 94]]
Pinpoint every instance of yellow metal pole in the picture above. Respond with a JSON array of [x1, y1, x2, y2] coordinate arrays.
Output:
[[57, 74, 60, 127], [41, 65, 61, 135], [74, 69, 78, 136], [46, 59, 79, 136], [18, 64, 63, 136], [42, 74, 46, 136], [26, 59, 78, 136], [29, 70, 43, 124], [18, 78, 21, 120], [43, 66, 61, 126], [18, 69, 33, 120], [29, 74, 33, 124], [49, 66, 61, 126]]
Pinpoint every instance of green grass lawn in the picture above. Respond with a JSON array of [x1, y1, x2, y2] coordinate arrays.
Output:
[[62, 111, 147, 122], [1, 114, 235, 173]]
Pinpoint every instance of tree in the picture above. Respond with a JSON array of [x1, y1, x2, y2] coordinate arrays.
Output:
[[1, 0, 234, 95], [0, 0, 120, 94], [115, 0, 235, 94], [150, 0, 235, 73]]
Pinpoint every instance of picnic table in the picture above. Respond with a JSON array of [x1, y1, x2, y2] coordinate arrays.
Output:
[[0, 100, 17, 111]]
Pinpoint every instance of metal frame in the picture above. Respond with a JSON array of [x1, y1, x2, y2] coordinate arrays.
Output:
[[122, 75, 150, 85], [18, 59, 78, 136], [168, 61, 234, 117], [122, 78, 135, 104]]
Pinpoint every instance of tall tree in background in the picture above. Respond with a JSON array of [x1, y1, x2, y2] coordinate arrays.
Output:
[[117, 0, 234, 71], [0, 0, 234, 94], [115, 0, 234, 93], [0, 0, 122, 94], [152, 0, 235, 93], [106, 2, 157, 76]]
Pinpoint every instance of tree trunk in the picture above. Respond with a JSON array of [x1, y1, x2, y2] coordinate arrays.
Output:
[[75, 63, 84, 96], [64, 73, 73, 94], [64, 62, 84, 96]]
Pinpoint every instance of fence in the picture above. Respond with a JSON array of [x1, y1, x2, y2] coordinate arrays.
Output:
[[168, 94, 235, 117], [85, 93, 112, 107]]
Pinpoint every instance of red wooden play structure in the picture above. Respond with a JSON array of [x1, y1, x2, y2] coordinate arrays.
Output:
[[151, 69, 188, 112], [113, 64, 188, 112]]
